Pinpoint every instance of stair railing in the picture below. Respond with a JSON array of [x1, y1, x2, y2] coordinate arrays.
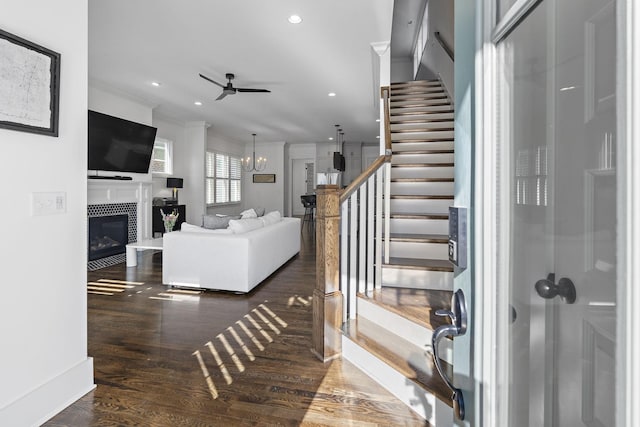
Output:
[[312, 86, 392, 361]]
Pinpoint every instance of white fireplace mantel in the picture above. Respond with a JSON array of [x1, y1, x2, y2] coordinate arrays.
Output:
[[88, 180, 152, 241]]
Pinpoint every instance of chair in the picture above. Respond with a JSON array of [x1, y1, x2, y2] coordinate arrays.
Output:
[[300, 194, 316, 228]]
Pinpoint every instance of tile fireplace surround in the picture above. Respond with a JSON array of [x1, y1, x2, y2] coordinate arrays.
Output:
[[87, 180, 152, 270]]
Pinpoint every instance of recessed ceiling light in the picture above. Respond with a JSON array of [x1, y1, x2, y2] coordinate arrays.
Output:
[[328, 92, 336, 97], [376, 136, 380, 139], [288, 14, 303, 24], [560, 86, 576, 92], [329, 137, 334, 141], [151, 81, 161, 87], [376, 119, 380, 122], [194, 101, 202, 106]]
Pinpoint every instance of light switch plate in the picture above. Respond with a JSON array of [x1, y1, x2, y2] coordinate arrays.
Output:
[[32, 192, 66, 216]]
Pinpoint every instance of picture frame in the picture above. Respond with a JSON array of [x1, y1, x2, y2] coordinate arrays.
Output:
[[0, 28, 61, 137], [253, 174, 276, 183]]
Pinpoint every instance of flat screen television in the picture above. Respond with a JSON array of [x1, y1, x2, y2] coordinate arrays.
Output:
[[88, 110, 158, 173]]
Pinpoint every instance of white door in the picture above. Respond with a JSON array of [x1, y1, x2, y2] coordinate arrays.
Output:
[[495, 0, 618, 425], [292, 159, 313, 216]]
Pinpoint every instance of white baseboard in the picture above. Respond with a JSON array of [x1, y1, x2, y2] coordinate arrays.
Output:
[[0, 357, 95, 427]]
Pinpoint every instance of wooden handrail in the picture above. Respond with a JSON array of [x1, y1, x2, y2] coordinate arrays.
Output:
[[381, 86, 392, 154], [434, 32, 454, 62], [339, 155, 389, 203]]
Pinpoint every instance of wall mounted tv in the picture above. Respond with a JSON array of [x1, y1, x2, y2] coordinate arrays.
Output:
[[88, 110, 158, 174]]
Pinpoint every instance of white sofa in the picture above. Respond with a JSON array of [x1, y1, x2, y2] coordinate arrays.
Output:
[[162, 216, 301, 293]]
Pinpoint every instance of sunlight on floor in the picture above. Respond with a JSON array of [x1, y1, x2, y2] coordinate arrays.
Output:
[[194, 302, 289, 400]]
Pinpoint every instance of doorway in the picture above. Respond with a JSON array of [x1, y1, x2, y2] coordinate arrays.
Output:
[[292, 159, 314, 216]]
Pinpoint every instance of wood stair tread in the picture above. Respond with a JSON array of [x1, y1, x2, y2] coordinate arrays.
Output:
[[391, 110, 454, 116], [392, 150, 454, 155], [391, 177, 454, 182], [386, 233, 449, 243], [392, 138, 454, 143], [392, 128, 454, 133], [360, 287, 453, 329], [343, 317, 453, 407], [391, 163, 454, 168], [386, 257, 454, 272], [390, 194, 453, 200], [389, 212, 449, 219]]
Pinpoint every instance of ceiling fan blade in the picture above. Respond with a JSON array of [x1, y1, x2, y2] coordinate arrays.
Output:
[[199, 73, 226, 89], [216, 92, 229, 101], [236, 88, 271, 93]]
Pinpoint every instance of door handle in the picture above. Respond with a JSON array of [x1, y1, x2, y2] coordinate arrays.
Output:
[[534, 273, 576, 304], [431, 289, 467, 420]]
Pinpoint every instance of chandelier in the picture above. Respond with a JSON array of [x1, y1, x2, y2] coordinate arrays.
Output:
[[241, 133, 267, 172]]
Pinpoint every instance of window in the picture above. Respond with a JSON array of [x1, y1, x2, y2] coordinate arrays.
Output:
[[151, 138, 173, 175], [206, 151, 241, 205]]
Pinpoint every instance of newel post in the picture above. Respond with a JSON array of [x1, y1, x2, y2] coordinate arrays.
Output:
[[311, 184, 343, 362]]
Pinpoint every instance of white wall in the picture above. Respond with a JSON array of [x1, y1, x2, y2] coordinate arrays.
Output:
[[417, 0, 455, 98], [243, 141, 286, 214], [177, 122, 208, 224], [88, 85, 155, 181], [0, 1, 94, 425]]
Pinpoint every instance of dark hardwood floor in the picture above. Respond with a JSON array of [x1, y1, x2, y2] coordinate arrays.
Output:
[[46, 227, 425, 426]]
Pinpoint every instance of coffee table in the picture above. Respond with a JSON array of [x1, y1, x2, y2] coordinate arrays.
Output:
[[126, 237, 163, 267]]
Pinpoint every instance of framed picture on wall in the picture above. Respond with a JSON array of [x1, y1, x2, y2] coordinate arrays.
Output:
[[0, 28, 61, 137], [253, 174, 276, 183]]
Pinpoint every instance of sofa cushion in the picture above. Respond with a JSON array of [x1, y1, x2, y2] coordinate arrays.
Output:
[[202, 214, 239, 229], [228, 218, 264, 234], [261, 210, 282, 226]]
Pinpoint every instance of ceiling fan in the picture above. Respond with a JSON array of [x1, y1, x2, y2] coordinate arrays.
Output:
[[199, 73, 271, 100]]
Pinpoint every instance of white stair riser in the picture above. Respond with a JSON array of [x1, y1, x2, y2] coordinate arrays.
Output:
[[390, 112, 454, 122], [391, 166, 454, 179], [392, 131, 455, 141], [357, 297, 453, 364], [389, 218, 449, 234], [342, 337, 453, 424], [392, 130, 454, 140], [388, 241, 449, 260], [391, 198, 453, 213], [391, 100, 450, 109], [390, 181, 454, 196], [391, 105, 453, 114], [392, 153, 454, 165], [391, 122, 454, 132], [392, 141, 454, 152], [382, 267, 454, 290]]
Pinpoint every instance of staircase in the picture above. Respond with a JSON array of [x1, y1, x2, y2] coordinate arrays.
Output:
[[341, 80, 455, 426]]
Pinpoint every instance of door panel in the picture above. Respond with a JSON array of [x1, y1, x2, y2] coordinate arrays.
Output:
[[498, 0, 617, 425]]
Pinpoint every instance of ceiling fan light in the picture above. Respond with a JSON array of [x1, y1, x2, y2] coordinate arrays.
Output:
[[288, 14, 303, 24]]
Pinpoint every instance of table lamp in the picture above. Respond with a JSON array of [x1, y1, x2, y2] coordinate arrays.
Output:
[[166, 177, 183, 204]]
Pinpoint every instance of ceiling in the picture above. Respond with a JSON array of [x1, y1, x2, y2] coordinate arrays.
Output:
[[88, 0, 394, 146]]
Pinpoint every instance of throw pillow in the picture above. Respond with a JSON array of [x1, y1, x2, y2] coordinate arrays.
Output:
[[202, 214, 239, 229], [240, 208, 258, 219], [261, 210, 282, 226], [254, 207, 266, 217], [228, 218, 264, 234]]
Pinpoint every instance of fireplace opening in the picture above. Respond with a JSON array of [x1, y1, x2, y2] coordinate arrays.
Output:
[[88, 214, 129, 261]]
